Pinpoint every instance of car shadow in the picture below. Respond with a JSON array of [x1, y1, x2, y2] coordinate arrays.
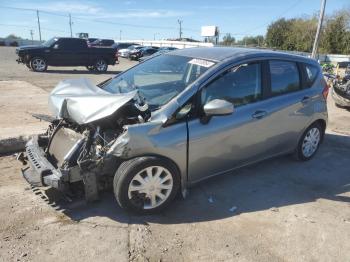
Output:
[[43, 69, 121, 75], [41, 133, 350, 225]]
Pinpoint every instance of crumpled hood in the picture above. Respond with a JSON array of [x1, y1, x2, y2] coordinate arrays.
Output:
[[48, 78, 137, 125]]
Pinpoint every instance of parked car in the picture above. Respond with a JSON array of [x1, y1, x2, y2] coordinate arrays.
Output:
[[87, 38, 98, 46], [89, 39, 115, 47], [337, 61, 350, 69], [129, 46, 159, 61], [111, 42, 138, 51], [118, 44, 141, 58], [16, 37, 117, 72], [138, 47, 178, 62], [18, 47, 328, 214]]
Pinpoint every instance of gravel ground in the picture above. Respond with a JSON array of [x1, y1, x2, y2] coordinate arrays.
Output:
[[0, 46, 350, 262]]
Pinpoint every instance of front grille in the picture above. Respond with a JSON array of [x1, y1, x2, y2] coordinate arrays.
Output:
[[27, 148, 41, 169]]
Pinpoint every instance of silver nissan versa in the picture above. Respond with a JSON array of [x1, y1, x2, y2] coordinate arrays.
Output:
[[18, 47, 328, 214]]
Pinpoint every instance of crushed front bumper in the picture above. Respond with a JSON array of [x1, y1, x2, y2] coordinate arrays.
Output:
[[21, 136, 66, 190]]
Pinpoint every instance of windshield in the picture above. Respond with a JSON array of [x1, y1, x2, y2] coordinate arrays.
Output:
[[102, 54, 215, 110], [42, 37, 58, 47]]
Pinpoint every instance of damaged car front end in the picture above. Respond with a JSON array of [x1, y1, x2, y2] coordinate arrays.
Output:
[[20, 78, 151, 201]]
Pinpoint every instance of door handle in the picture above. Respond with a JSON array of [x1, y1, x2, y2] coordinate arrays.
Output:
[[301, 96, 310, 103], [252, 110, 267, 119]]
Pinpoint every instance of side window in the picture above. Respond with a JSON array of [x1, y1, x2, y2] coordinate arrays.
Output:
[[269, 60, 300, 96], [60, 39, 76, 50], [201, 63, 262, 107], [304, 64, 319, 88]]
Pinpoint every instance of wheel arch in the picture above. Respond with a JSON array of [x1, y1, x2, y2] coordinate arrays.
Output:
[[312, 119, 327, 141]]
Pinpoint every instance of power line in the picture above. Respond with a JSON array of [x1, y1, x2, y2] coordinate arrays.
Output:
[[0, 23, 69, 33], [0, 5, 198, 32]]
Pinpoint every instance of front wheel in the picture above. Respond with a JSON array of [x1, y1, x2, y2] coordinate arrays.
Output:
[[94, 59, 108, 73], [113, 157, 180, 214], [30, 57, 47, 72], [294, 123, 323, 161]]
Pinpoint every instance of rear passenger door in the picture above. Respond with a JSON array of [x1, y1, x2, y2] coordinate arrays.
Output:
[[54, 39, 88, 66], [262, 59, 312, 154]]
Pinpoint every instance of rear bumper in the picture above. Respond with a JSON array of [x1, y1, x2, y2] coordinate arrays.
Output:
[[21, 136, 66, 190]]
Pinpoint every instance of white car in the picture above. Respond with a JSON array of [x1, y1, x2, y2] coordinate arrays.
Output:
[[118, 45, 142, 58]]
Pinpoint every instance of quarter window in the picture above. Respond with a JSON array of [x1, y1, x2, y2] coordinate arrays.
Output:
[[304, 64, 319, 87], [269, 60, 300, 96], [201, 63, 262, 107]]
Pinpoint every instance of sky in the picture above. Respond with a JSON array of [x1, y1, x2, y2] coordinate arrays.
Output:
[[0, 0, 348, 41]]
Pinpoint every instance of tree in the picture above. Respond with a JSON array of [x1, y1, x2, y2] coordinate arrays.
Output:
[[320, 11, 350, 54], [265, 18, 293, 49], [5, 34, 22, 40], [265, 9, 350, 54], [221, 33, 235, 46], [237, 35, 264, 46]]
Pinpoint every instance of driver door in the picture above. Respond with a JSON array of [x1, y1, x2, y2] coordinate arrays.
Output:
[[187, 61, 273, 183]]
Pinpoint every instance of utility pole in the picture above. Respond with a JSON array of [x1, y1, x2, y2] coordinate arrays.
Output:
[[119, 30, 122, 40], [177, 19, 183, 40], [30, 30, 34, 44], [311, 0, 326, 59], [69, 13, 73, 37], [36, 10, 42, 41], [153, 33, 159, 40]]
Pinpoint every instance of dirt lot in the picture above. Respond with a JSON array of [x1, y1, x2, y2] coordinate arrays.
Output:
[[0, 46, 350, 262]]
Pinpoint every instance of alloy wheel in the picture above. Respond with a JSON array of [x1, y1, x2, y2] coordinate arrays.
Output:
[[32, 58, 46, 71], [95, 60, 107, 71]]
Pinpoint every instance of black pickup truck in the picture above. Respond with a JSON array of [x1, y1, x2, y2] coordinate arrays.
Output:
[[16, 37, 118, 72]]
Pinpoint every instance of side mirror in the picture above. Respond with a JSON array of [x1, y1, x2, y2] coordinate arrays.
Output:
[[203, 99, 234, 116], [53, 44, 59, 49]]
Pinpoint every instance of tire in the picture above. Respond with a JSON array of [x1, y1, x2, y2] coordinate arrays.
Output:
[[335, 103, 345, 109], [113, 156, 180, 214], [30, 57, 47, 72], [294, 122, 323, 161], [94, 59, 108, 73], [86, 65, 95, 71]]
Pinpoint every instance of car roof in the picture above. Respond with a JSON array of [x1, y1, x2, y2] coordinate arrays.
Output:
[[170, 47, 317, 64]]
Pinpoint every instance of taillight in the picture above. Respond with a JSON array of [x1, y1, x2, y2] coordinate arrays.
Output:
[[322, 79, 329, 100], [115, 52, 119, 61]]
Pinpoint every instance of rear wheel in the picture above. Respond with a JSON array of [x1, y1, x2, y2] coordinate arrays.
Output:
[[30, 57, 47, 72], [294, 123, 323, 161], [94, 59, 108, 73], [113, 157, 180, 214]]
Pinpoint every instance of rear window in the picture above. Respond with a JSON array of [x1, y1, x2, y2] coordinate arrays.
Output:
[[304, 64, 319, 88], [269, 60, 300, 96]]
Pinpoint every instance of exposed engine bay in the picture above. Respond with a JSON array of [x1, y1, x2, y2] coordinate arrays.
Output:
[[19, 78, 151, 201]]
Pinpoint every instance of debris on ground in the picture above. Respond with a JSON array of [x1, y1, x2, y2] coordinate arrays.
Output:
[[229, 206, 237, 212]]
